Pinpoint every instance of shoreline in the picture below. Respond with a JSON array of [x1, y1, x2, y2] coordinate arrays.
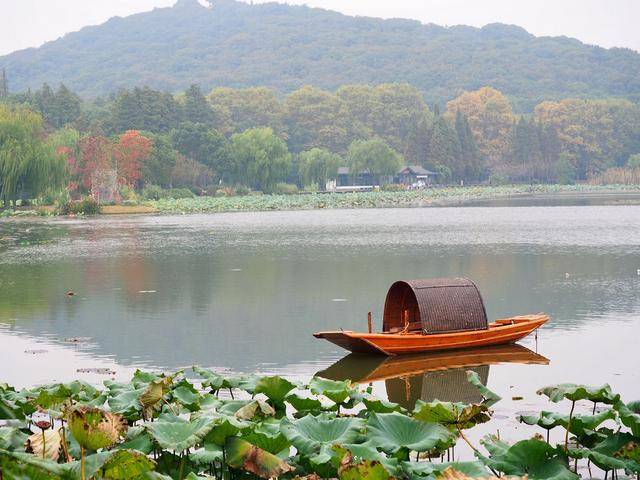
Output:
[[2, 184, 640, 218]]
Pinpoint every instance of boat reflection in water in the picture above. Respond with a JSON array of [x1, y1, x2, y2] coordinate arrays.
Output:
[[316, 344, 549, 409]]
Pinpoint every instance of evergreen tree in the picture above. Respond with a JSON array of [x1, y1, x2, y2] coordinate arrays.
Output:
[[54, 84, 82, 128], [0, 69, 8, 98], [428, 115, 459, 181], [184, 84, 215, 126], [455, 110, 482, 181]]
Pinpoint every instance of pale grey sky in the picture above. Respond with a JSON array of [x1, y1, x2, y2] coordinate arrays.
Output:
[[1, 0, 638, 56]]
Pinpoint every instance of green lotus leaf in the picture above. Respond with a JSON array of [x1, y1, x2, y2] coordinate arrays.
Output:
[[537, 384, 620, 404], [225, 436, 295, 479], [61, 449, 156, 479], [361, 397, 405, 414], [253, 376, 297, 406], [107, 383, 146, 421], [568, 432, 640, 473], [170, 379, 201, 412], [117, 426, 155, 454], [192, 366, 225, 391], [466, 371, 501, 406], [0, 397, 22, 420], [281, 412, 365, 463], [309, 377, 357, 405], [519, 409, 616, 438], [478, 436, 578, 480], [200, 413, 251, 447], [413, 400, 490, 431], [366, 412, 455, 458], [402, 460, 489, 478], [189, 442, 224, 465], [67, 406, 127, 451], [240, 418, 291, 454], [0, 426, 28, 450], [616, 400, 640, 436], [286, 392, 325, 416], [145, 413, 214, 453], [0, 449, 65, 478]]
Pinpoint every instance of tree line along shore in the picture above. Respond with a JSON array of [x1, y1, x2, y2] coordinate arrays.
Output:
[[1, 79, 640, 213]]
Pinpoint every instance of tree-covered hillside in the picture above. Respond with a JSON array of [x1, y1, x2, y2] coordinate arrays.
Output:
[[1, 0, 639, 111]]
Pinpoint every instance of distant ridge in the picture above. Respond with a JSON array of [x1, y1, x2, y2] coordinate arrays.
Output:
[[2, 0, 639, 111]]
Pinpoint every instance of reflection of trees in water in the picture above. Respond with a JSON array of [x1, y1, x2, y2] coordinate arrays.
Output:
[[386, 366, 489, 410]]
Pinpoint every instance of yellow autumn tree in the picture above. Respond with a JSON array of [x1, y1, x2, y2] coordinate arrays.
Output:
[[445, 87, 514, 169]]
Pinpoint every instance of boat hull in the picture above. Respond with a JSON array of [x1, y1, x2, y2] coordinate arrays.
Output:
[[313, 314, 548, 356]]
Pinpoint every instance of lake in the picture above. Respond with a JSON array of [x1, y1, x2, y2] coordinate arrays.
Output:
[[1, 196, 639, 444]]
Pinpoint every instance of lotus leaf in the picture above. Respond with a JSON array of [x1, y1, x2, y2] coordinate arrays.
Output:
[[200, 413, 250, 446], [192, 367, 225, 391], [189, 442, 224, 465], [286, 392, 325, 415], [0, 426, 27, 451], [0, 449, 65, 478], [117, 426, 155, 454], [366, 412, 455, 458], [338, 455, 391, 480], [478, 436, 578, 480], [309, 377, 357, 405], [413, 400, 491, 431], [361, 397, 405, 414], [253, 376, 297, 406], [140, 377, 173, 419], [466, 371, 501, 406], [25, 428, 62, 461], [332, 444, 401, 477], [107, 384, 147, 421], [61, 449, 156, 479], [0, 396, 22, 419], [170, 379, 201, 412], [519, 409, 616, 438], [568, 432, 640, 473], [281, 412, 365, 466], [234, 399, 276, 420], [616, 400, 640, 436], [402, 460, 489, 479], [67, 406, 127, 451], [240, 419, 291, 454], [537, 384, 620, 404], [145, 413, 214, 453], [225, 436, 295, 479]]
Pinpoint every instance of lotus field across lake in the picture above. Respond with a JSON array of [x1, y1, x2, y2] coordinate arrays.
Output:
[[1, 368, 639, 480]]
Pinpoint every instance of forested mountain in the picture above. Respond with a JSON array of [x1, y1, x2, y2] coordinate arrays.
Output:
[[1, 0, 639, 111]]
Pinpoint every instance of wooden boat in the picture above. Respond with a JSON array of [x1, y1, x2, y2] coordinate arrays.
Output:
[[314, 278, 548, 356]]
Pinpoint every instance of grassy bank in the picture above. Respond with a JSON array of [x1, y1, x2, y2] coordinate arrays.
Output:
[[146, 184, 640, 215], [2, 184, 640, 218]]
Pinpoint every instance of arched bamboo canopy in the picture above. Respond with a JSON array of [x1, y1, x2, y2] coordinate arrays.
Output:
[[382, 278, 488, 334]]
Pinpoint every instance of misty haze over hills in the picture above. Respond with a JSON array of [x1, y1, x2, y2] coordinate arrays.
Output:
[[1, 0, 639, 111]]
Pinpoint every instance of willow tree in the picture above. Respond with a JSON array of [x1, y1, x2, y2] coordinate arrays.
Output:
[[0, 105, 66, 208]]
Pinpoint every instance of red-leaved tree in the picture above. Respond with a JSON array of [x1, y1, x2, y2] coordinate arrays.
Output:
[[113, 130, 153, 187]]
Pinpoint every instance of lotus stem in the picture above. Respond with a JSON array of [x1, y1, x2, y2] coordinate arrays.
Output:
[[81, 446, 86, 480], [178, 453, 185, 480], [457, 426, 499, 477], [592, 402, 597, 415], [60, 427, 71, 463], [41, 429, 46, 459], [565, 400, 575, 452]]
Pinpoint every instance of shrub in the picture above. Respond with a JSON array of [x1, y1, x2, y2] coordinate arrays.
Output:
[[271, 183, 299, 195], [142, 184, 166, 201], [167, 188, 195, 199], [57, 197, 99, 215], [235, 185, 250, 196]]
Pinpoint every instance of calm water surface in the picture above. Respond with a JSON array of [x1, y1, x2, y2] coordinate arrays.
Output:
[[1, 198, 639, 445]]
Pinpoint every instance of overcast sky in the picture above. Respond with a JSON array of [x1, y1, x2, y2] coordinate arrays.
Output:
[[1, 0, 638, 56]]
